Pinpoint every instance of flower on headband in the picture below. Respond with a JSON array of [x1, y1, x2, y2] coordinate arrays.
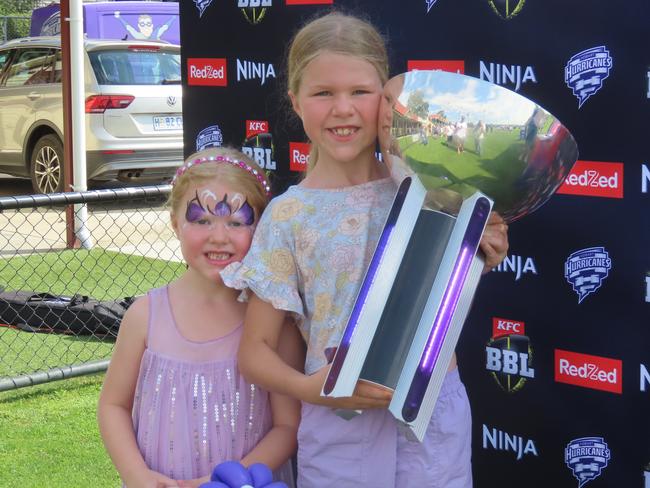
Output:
[[172, 155, 272, 197]]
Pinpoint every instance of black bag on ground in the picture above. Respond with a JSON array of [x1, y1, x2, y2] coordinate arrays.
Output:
[[0, 289, 136, 337]]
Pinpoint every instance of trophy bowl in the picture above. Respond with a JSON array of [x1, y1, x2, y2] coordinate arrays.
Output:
[[378, 70, 579, 222]]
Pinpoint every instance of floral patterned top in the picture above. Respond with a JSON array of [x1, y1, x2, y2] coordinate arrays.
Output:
[[221, 178, 397, 374]]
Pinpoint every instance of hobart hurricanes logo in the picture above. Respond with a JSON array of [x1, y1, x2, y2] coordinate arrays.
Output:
[[425, 0, 438, 13], [194, 0, 214, 17], [564, 247, 611, 303], [238, 0, 271, 24], [196, 125, 223, 152], [565, 46, 613, 108], [565, 437, 610, 487], [487, 0, 526, 19], [486, 318, 534, 393]]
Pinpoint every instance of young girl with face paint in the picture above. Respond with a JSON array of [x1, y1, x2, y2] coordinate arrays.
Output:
[[221, 12, 509, 488], [98, 147, 300, 488]]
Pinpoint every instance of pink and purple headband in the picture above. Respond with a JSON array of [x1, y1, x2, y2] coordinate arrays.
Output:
[[172, 155, 272, 197]]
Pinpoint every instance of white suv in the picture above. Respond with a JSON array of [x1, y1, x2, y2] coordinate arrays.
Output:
[[0, 36, 183, 193]]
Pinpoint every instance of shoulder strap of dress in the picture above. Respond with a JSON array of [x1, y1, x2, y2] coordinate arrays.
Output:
[[146, 285, 175, 351]]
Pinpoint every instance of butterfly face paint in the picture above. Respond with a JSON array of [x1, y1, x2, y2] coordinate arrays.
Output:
[[184, 189, 256, 230]]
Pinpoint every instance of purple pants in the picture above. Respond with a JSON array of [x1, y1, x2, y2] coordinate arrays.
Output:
[[297, 368, 473, 487]]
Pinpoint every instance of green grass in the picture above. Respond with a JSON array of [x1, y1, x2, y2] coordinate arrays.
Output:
[[0, 249, 185, 487], [0, 249, 184, 301], [0, 374, 120, 487], [0, 249, 185, 378], [397, 128, 529, 210]]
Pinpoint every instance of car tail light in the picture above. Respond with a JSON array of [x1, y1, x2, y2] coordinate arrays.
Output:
[[128, 45, 160, 52], [85, 95, 135, 113]]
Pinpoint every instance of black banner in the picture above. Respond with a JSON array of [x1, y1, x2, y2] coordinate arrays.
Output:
[[180, 1, 650, 486]]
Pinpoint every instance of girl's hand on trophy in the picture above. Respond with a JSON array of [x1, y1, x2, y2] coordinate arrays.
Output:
[[303, 366, 392, 410], [479, 211, 509, 274]]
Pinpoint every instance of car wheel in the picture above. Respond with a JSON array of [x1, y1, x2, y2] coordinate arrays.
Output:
[[30, 134, 64, 194]]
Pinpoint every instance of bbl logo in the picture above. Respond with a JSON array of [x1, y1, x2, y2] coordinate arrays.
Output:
[[565, 46, 613, 108], [196, 125, 223, 152], [242, 132, 276, 171], [238, 0, 271, 25], [486, 318, 534, 393], [565, 437, 610, 487], [194, 0, 214, 17], [487, 0, 526, 19], [564, 247, 611, 303]]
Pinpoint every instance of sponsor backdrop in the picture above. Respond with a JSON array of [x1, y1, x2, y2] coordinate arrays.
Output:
[[179, 1, 650, 486]]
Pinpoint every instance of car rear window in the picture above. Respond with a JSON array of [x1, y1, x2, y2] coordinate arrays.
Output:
[[88, 48, 180, 85]]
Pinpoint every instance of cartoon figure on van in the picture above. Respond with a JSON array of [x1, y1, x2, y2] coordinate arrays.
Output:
[[114, 11, 176, 41]]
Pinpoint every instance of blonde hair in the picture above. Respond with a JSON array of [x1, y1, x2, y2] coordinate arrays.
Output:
[[169, 147, 269, 219], [287, 12, 389, 172]]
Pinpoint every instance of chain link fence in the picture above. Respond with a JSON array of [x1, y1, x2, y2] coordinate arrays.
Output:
[[1, 0, 44, 42], [0, 15, 30, 42], [0, 185, 185, 391]]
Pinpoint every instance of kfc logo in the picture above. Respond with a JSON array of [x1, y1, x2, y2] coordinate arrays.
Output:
[[555, 349, 622, 394], [492, 317, 525, 338], [187, 58, 227, 87], [557, 160, 623, 198], [407, 60, 465, 74], [289, 142, 310, 172], [246, 120, 269, 139]]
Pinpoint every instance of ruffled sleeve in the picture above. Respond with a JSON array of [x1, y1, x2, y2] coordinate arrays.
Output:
[[221, 196, 305, 320]]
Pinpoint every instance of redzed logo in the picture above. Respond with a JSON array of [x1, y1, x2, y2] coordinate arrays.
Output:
[[407, 60, 465, 74], [289, 142, 310, 172], [187, 58, 227, 87], [555, 349, 622, 394], [246, 120, 269, 139], [492, 317, 525, 338], [286, 0, 333, 4], [557, 160, 624, 199]]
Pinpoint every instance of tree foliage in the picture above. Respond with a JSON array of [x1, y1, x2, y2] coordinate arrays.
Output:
[[407, 89, 429, 120]]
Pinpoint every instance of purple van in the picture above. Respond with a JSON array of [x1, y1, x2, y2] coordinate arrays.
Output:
[[30, 1, 180, 45]]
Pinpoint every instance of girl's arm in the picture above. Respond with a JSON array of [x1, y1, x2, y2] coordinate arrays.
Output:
[[238, 294, 391, 410], [240, 322, 303, 469], [97, 297, 177, 488]]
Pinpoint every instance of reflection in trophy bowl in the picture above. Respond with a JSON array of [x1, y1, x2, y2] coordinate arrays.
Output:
[[378, 70, 579, 223]]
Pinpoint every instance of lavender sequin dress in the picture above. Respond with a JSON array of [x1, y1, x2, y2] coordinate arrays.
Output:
[[130, 286, 292, 485]]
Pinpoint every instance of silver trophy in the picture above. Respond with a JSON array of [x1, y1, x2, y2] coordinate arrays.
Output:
[[322, 70, 578, 441]]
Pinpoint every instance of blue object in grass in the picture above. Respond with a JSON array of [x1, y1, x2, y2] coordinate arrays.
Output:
[[198, 461, 288, 488]]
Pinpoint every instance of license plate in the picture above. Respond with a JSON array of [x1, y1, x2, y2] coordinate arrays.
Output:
[[153, 115, 183, 131]]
